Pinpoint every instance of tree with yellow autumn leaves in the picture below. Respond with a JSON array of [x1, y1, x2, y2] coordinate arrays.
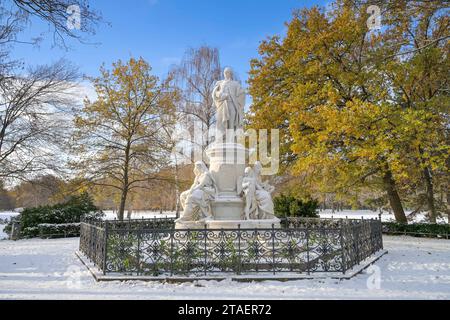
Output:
[[71, 58, 179, 220], [248, 0, 449, 223]]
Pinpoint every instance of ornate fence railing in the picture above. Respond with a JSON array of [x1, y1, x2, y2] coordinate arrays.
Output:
[[79, 217, 383, 276]]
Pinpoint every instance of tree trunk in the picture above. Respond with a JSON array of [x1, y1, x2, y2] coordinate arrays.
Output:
[[118, 188, 128, 221], [383, 169, 407, 223], [446, 184, 450, 225], [419, 146, 437, 223], [423, 166, 437, 223], [118, 143, 131, 221], [447, 155, 450, 224], [173, 153, 181, 219]]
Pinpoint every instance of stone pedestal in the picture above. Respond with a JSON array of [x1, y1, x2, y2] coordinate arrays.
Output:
[[206, 142, 246, 196], [206, 142, 247, 221], [175, 141, 281, 230], [174, 220, 209, 230], [206, 218, 281, 230], [211, 197, 244, 220]]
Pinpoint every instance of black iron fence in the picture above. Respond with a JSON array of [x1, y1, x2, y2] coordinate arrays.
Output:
[[381, 222, 450, 239], [79, 217, 383, 276]]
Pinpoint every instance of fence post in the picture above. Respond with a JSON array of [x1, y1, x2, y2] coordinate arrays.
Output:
[[356, 222, 361, 264], [136, 229, 141, 276], [90, 224, 94, 263], [10, 222, 21, 241], [170, 229, 174, 276], [204, 224, 207, 276], [237, 224, 241, 275], [306, 227, 310, 275], [340, 219, 346, 274], [379, 219, 384, 250], [272, 224, 276, 275], [102, 221, 109, 275], [322, 223, 329, 272], [254, 227, 259, 273]]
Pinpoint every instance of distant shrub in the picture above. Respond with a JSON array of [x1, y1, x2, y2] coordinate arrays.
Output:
[[5, 192, 103, 238], [274, 194, 319, 218], [382, 222, 450, 238]]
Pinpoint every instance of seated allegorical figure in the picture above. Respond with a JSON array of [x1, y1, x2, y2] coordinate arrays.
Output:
[[253, 161, 276, 220], [176, 161, 217, 223], [239, 162, 277, 221], [241, 167, 258, 220]]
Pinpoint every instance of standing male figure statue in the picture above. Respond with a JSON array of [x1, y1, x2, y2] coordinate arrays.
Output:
[[212, 67, 246, 139]]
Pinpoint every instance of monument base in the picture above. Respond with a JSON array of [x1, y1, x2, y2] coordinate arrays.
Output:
[[175, 217, 281, 230], [211, 196, 244, 220], [174, 220, 210, 230], [206, 218, 281, 230]]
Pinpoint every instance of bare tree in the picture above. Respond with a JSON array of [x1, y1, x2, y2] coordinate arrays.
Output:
[[0, 180, 14, 210], [0, 60, 79, 182], [0, 1, 101, 185], [11, 0, 102, 47], [0, 6, 28, 80], [170, 46, 222, 160], [10, 174, 63, 208]]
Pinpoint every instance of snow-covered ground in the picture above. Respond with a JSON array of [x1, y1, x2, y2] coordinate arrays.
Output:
[[0, 211, 19, 221], [0, 236, 449, 300], [102, 209, 449, 223], [3, 209, 447, 223], [103, 210, 176, 220]]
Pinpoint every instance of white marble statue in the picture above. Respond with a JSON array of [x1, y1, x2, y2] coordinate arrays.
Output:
[[253, 161, 276, 220], [212, 67, 246, 136], [239, 162, 276, 221], [177, 161, 217, 223], [175, 65, 280, 229], [241, 167, 258, 220]]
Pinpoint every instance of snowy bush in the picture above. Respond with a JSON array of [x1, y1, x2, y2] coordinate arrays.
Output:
[[4, 193, 104, 238]]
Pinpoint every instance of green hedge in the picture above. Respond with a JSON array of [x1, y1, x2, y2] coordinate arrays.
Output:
[[382, 222, 450, 238], [274, 194, 319, 218], [4, 193, 103, 238]]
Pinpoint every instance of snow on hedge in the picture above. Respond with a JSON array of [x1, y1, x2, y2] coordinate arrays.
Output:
[[37, 223, 81, 228]]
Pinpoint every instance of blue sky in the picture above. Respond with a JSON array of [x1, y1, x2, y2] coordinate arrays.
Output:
[[12, 0, 327, 83]]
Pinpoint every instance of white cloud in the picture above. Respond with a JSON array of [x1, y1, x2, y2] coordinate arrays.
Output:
[[67, 81, 97, 105]]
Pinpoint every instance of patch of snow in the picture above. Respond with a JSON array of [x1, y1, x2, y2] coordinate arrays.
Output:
[[0, 211, 19, 221], [101, 209, 449, 224], [102, 210, 176, 220], [38, 223, 81, 228], [0, 236, 449, 299]]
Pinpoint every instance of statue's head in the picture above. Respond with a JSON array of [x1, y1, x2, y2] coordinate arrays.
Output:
[[223, 67, 233, 80], [244, 167, 254, 177], [194, 161, 208, 175], [254, 161, 262, 175]]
